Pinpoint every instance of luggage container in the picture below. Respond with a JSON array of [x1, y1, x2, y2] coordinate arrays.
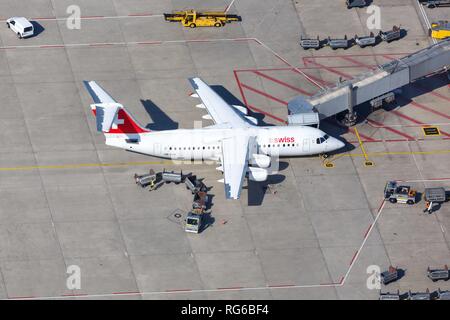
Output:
[[379, 290, 401, 300], [381, 266, 399, 285], [355, 32, 377, 48], [419, 0, 450, 8], [134, 169, 157, 188], [407, 289, 431, 300], [162, 169, 183, 184], [346, 0, 367, 8], [380, 26, 401, 43], [185, 175, 206, 194], [436, 288, 450, 300], [424, 187, 446, 203], [300, 36, 321, 50], [327, 35, 351, 49], [427, 265, 449, 282]]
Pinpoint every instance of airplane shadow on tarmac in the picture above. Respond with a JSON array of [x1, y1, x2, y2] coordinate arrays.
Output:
[[141, 99, 179, 130]]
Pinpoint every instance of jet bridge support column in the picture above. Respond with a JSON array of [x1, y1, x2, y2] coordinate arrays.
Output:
[[338, 83, 358, 127]]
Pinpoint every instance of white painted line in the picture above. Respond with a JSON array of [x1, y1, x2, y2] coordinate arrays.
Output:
[[225, 0, 237, 13], [417, 0, 437, 44], [341, 200, 386, 284], [0, 14, 163, 23]]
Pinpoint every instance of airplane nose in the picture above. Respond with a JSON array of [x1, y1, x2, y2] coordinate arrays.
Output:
[[328, 137, 345, 151]]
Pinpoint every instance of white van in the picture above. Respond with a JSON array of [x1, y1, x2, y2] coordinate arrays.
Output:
[[6, 17, 34, 38]]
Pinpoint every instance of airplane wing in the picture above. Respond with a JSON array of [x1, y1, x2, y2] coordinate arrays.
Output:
[[221, 135, 255, 200], [188, 77, 249, 128]]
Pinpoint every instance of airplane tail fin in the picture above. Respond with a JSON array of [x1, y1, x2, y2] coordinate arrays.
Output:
[[83, 81, 150, 135]]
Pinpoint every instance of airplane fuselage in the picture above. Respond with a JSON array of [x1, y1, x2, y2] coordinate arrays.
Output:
[[105, 125, 341, 161]]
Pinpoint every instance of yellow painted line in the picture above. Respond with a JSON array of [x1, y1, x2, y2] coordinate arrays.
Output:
[[0, 149, 449, 172], [0, 161, 174, 172], [353, 127, 370, 162], [343, 149, 450, 158]]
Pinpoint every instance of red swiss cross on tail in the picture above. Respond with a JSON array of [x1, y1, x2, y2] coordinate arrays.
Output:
[[84, 81, 150, 135]]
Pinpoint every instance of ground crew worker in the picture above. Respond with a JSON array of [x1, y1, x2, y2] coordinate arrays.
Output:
[[149, 178, 156, 191], [424, 200, 433, 214]]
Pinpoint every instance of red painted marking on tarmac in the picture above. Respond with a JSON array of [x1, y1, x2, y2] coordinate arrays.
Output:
[[233, 70, 249, 107], [306, 60, 353, 79], [348, 127, 376, 142], [392, 108, 450, 138], [252, 71, 313, 96], [408, 100, 450, 121], [349, 251, 358, 266], [60, 293, 88, 297], [217, 286, 244, 290], [413, 83, 450, 104], [339, 56, 376, 70], [247, 104, 287, 124], [306, 53, 409, 59], [363, 224, 373, 238], [0, 47, 16, 50], [241, 83, 288, 106], [8, 296, 35, 299], [367, 119, 415, 141]]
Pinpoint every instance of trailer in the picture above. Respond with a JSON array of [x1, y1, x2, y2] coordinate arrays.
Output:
[[407, 289, 431, 300], [355, 32, 377, 48], [164, 10, 240, 28], [380, 26, 402, 42], [419, 0, 450, 8], [327, 35, 351, 49], [427, 265, 449, 282], [134, 169, 158, 188], [381, 266, 399, 285], [185, 175, 207, 194], [436, 289, 450, 300], [162, 169, 183, 184], [346, 0, 367, 8], [379, 290, 401, 300], [300, 36, 321, 50]]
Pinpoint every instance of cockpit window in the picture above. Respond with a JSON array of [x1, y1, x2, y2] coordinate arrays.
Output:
[[316, 134, 330, 144]]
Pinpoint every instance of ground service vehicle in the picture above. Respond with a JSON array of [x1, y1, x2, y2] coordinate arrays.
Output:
[[384, 181, 417, 204], [430, 21, 450, 40], [347, 0, 367, 8], [419, 0, 450, 8], [164, 10, 240, 28], [6, 17, 34, 38]]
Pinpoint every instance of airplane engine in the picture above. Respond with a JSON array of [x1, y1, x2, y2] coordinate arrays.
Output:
[[249, 154, 271, 168], [247, 167, 268, 182]]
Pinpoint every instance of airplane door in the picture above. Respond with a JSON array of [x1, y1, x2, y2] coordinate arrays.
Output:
[[302, 138, 310, 153]]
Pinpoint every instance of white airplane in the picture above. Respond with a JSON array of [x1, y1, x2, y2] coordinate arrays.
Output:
[[84, 79, 345, 200]]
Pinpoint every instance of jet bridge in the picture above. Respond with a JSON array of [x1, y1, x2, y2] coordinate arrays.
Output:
[[288, 38, 450, 127]]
